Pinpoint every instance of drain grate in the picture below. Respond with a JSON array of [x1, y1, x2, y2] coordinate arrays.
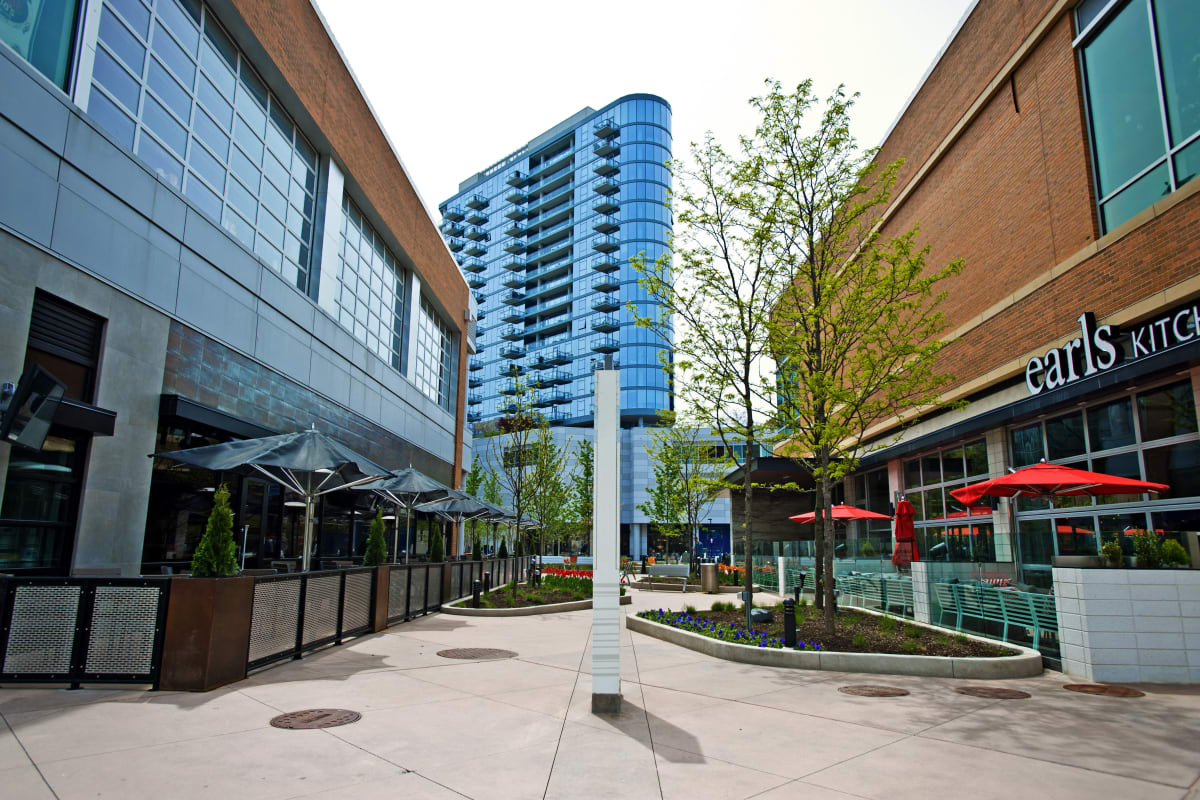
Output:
[[270, 709, 362, 729], [1063, 683, 1145, 698], [437, 648, 518, 660], [955, 686, 1031, 700], [838, 685, 910, 697]]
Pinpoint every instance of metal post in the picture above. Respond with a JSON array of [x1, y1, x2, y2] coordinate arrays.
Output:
[[783, 598, 797, 648], [472, 579, 481, 608], [483, 572, 492, 595]]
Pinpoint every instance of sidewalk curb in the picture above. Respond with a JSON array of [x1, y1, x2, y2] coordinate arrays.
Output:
[[443, 593, 632, 616]]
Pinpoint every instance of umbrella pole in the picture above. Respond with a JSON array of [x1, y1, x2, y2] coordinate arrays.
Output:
[[392, 503, 401, 563], [405, 508, 413, 564], [301, 473, 315, 572]]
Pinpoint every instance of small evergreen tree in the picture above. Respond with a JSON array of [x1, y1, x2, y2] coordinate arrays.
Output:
[[498, 539, 508, 559], [472, 536, 482, 562], [191, 484, 238, 577], [430, 526, 445, 563], [363, 509, 388, 566]]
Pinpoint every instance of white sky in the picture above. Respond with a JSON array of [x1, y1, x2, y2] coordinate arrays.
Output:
[[314, 0, 976, 218]]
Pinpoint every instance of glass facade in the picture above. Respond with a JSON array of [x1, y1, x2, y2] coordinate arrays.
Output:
[[1010, 378, 1200, 584], [336, 195, 408, 372], [88, 0, 318, 291], [0, 0, 80, 89], [902, 439, 994, 562], [1077, 0, 1200, 232], [414, 299, 456, 412], [441, 96, 672, 429]]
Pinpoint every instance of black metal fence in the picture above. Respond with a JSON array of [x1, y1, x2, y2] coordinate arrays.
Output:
[[385, 562, 442, 624], [0, 576, 170, 687], [246, 567, 376, 671]]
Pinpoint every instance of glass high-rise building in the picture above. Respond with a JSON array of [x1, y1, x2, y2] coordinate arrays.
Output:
[[440, 95, 673, 430]]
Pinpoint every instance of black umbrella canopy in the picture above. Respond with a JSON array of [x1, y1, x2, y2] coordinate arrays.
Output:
[[153, 428, 393, 571], [356, 467, 465, 563], [426, 495, 493, 522]]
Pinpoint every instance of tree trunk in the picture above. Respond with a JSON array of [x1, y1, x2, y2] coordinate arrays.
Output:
[[743, 450, 755, 632], [814, 510, 825, 610], [821, 457, 836, 635]]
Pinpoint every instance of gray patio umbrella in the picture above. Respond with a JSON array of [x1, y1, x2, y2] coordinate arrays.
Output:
[[426, 496, 495, 558], [357, 467, 464, 563], [152, 427, 393, 571]]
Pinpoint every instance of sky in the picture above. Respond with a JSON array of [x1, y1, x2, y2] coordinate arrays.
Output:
[[314, 0, 977, 219]]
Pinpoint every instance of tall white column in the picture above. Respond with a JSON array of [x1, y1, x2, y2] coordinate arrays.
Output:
[[591, 366, 621, 713]]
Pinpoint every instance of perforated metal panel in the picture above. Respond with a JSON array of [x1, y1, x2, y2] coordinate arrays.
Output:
[[302, 575, 341, 645], [428, 565, 442, 608], [342, 571, 372, 633], [388, 567, 409, 620], [3, 585, 81, 675], [449, 566, 461, 600], [248, 578, 301, 664], [409, 567, 427, 615], [85, 586, 162, 675]]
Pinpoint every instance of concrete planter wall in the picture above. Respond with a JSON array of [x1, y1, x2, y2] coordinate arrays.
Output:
[[1052, 567, 1200, 683]]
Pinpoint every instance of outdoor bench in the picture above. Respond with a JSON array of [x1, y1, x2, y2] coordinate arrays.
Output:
[[932, 582, 1058, 645]]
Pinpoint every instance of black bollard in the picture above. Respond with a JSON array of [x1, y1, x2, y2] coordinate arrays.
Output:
[[783, 598, 797, 648], [793, 571, 806, 605], [472, 579, 482, 608], [483, 572, 492, 594]]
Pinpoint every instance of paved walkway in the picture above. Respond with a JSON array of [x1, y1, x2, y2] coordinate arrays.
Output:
[[2, 590, 1200, 799]]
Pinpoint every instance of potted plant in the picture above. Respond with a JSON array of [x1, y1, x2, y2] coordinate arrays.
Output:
[[363, 510, 388, 567], [1100, 540, 1124, 568]]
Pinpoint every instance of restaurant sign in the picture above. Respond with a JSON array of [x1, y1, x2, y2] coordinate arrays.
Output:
[[1024, 303, 1200, 395]]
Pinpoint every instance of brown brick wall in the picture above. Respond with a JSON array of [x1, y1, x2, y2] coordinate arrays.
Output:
[[223, 0, 467, 483]]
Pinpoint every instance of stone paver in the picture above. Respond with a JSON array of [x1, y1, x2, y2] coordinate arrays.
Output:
[[0, 587, 1196, 799]]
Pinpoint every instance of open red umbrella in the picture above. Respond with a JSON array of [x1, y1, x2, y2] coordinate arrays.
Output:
[[891, 498, 918, 567], [789, 504, 893, 524], [949, 461, 1168, 508]]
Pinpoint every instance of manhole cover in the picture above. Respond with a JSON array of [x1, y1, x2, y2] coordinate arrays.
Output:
[[1063, 683, 1145, 698], [838, 685, 910, 697], [955, 686, 1031, 700], [436, 648, 518, 660], [270, 709, 362, 729]]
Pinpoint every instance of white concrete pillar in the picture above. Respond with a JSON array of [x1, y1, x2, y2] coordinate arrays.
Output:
[[985, 428, 1015, 563], [911, 561, 932, 624], [777, 556, 787, 596], [591, 367, 621, 713]]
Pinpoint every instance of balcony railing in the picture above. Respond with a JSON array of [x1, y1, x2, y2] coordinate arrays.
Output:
[[591, 254, 620, 274], [502, 274, 524, 289], [462, 260, 486, 273], [500, 308, 523, 324], [591, 315, 619, 334], [592, 215, 619, 234], [464, 242, 487, 257], [592, 235, 620, 254], [447, 238, 465, 252], [465, 226, 489, 241], [593, 196, 619, 215], [501, 290, 526, 306], [500, 326, 524, 341], [441, 221, 465, 236], [503, 241, 526, 254], [506, 170, 527, 187], [547, 348, 572, 365], [467, 275, 486, 289], [593, 118, 618, 139], [592, 177, 619, 196], [465, 209, 488, 225], [592, 274, 619, 292], [593, 158, 619, 177], [466, 194, 489, 210], [591, 337, 619, 354], [592, 294, 620, 313], [505, 189, 528, 204], [593, 140, 620, 158], [467, 393, 483, 405], [442, 205, 465, 221]]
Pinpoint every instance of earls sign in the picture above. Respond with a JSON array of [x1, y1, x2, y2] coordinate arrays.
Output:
[[1025, 305, 1200, 395]]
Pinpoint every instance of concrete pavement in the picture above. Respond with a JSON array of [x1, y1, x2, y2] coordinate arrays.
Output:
[[2, 589, 1199, 799]]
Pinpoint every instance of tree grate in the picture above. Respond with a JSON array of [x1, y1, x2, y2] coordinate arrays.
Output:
[[270, 709, 362, 729], [1062, 683, 1145, 698], [955, 686, 1032, 700], [838, 685, 910, 697], [436, 648, 518, 660]]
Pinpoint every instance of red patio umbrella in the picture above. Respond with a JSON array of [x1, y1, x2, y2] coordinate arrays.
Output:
[[892, 498, 918, 567], [789, 504, 893, 524], [949, 461, 1168, 508]]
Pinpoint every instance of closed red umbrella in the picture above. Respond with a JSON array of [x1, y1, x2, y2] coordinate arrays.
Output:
[[949, 461, 1168, 507], [789, 504, 893, 524], [892, 498, 918, 567]]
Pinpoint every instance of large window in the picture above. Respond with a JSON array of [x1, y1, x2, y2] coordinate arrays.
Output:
[[1077, 0, 1200, 232], [414, 300, 457, 412], [337, 196, 408, 372], [88, 0, 318, 291], [902, 439, 994, 562], [0, 0, 80, 89]]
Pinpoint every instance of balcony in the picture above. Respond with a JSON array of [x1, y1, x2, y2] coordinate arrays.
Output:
[[503, 260, 527, 273], [477, 308, 487, 320], [593, 118, 618, 139], [527, 353, 555, 371], [593, 158, 619, 177], [500, 343, 527, 360], [500, 363, 525, 378], [441, 220, 465, 237], [466, 193, 489, 210], [525, 185, 574, 219], [547, 348, 572, 365], [506, 170, 527, 187], [593, 274, 619, 293], [505, 189, 528, 204], [592, 235, 620, 254], [551, 391, 571, 405], [468, 375, 483, 388], [503, 241, 526, 254], [591, 337, 619, 354], [464, 242, 487, 257], [465, 209, 488, 225], [548, 368, 572, 385], [592, 215, 619, 234], [467, 275, 486, 289], [501, 290, 526, 306], [500, 326, 524, 341], [593, 140, 620, 158], [502, 273, 525, 289], [505, 221, 526, 237], [593, 177, 619, 196], [592, 315, 620, 334], [467, 393, 483, 405], [500, 308, 523, 324], [592, 294, 621, 313], [504, 206, 528, 221], [447, 238, 465, 252], [592, 254, 620, 273], [473, 291, 487, 304], [462, 260, 486, 273], [528, 372, 554, 389], [499, 381, 521, 395], [442, 205, 465, 221], [465, 226, 489, 241], [467, 410, 482, 423], [499, 400, 519, 414], [468, 360, 483, 371], [593, 196, 619, 215], [532, 393, 554, 408]]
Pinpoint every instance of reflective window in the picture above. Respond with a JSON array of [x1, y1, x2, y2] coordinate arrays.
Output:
[[902, 439, 991, 557], [0, 1, 81, 90], [336, 196, 407, 372], [1078, 0, 1200, 231], [414, 300, 457, 412], [89, 0, 318, 292]]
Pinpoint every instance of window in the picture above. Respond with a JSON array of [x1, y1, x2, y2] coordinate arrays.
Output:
[[414, 300, 457, 412], [337, 196, 407, 372], [88, 0, 319, 291], [901, 439, 993, 562], [0, 0, 80, 90], [1077, 0, 1200, 232]]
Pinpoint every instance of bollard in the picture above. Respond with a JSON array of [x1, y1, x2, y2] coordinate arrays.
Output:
[[472, 579, 481, 608], [793, 571, 806, 605], [783, 598, 796, 648], [483, 572, 492, 594]]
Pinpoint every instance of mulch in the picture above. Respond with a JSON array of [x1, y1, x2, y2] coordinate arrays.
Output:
[[480, 587, 587, 609], [691, 606, 1015, 657]]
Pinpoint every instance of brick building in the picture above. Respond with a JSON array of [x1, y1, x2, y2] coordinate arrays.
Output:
[[0, 0, 470, 575], [829, 0, 1200, 587]]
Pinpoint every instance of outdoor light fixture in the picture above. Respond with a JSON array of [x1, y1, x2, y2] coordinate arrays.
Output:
[[284, 500, 306, 508]]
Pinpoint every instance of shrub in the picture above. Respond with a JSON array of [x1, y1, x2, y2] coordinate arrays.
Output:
[[904, 625, 923, 639], [1133, 531, 1161, 569], [1161, 539, 1191, 568], [191, 484, 238, 577], [860, 541, 877, 557], [498, 539, 508, 559], [684, 605, 697, 614], [852, 633, 868, 649], [901, 639, 923, 654], [877, 615, 897, 634], [362, 510, 388, 566], [430, 527, 445, 563], [1100, 540, 1124, 567], [472, 537, 482, 562]]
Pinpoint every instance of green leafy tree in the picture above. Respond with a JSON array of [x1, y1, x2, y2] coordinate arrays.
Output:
[[191, 484, 238, 577], [363, 509, 388, 566], [464, 453, 485, 555], [638, 417, 726, 563], [570, 439, 595, 555], [481, 378, 545, 558], [527, 429, 572, 563], [760, 80, 965, 634], [481, 457, 505, 555]]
